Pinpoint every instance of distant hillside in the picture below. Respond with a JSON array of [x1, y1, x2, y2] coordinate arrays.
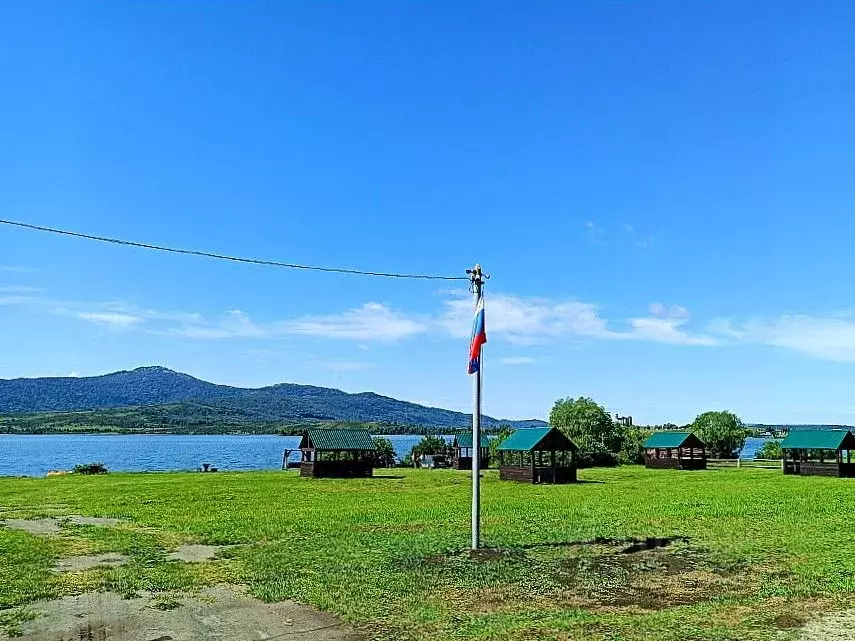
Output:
[[0, 366, 546, 431], [749, 423, 855, 432]]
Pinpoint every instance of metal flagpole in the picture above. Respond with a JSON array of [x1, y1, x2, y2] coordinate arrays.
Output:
[[468, 264, 485, 550]]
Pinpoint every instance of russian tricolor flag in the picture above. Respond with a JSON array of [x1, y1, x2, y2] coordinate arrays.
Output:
[[468, 297, 487, 375]]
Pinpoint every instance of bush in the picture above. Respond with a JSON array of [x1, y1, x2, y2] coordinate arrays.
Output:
[[408, 434, 448, 467], [73, 463, 108, 475], [618, 427, 653, 465], [488, 425, 514, 466], [755, 440, 782, 460], [550, 397, 622, 467], [692, 410, 748, 458], [371, 437, 397, 468]]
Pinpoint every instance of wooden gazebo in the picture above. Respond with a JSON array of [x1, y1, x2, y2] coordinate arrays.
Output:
[[452, 432, 490, 470], [643, 431, 707, 470], [299, 428, 375, 478], [781, 429, 855, 477], [496, 427, 577, 484]]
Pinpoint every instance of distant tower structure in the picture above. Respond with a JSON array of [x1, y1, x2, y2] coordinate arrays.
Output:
[[615, 413, 633, 427]]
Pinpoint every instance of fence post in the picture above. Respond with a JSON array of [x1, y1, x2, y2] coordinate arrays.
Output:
[[737, 458, 741, 469]]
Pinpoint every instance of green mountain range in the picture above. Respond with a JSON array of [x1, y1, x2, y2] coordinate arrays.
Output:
[[0, 366, 546, 434]]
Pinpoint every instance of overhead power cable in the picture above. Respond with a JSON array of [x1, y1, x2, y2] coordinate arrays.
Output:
[[0, 218, 468, 281]]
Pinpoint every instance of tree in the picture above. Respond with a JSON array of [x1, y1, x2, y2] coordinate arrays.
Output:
[[691, 410, 748, 458], [756, 440, 782, 460], [371, 437, 397, 468], [407, 434, 448, 466], [618, 427, 653, 465], [489, 425, 514, 466], [549, 397, 622, 466]]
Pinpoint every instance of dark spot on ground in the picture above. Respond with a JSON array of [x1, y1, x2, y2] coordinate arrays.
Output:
[[467, 548, 510, 562], [774, 613, 808, 629], [418, 535, 742, 612], [620, 536, 690, 554]]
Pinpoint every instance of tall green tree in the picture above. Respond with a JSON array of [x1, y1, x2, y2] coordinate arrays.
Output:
[[691, 410, 748, 458], [549, 397, 622, 466], [371, 437, 397, 468], [488, 424, 514, 466], [755, 440, 782, 460], [407, 434, 448, 466], [618, 427, 653, 465]]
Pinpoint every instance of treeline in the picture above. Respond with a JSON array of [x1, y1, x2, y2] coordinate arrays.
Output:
[[0, 405, 492, 436], [546, 397, 749, 466]]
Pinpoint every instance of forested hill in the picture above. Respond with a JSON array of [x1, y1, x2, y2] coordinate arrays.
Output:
[[0, 366, 546, 431]]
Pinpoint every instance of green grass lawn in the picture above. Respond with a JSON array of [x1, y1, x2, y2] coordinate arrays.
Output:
[[1, 466, 853, 640]]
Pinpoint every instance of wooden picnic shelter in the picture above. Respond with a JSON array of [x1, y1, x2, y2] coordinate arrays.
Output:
[[780, 429, 855, 477], [496, 427, 578, 484], [299, 428, 375, 478], [452, 432, 490, 470], [643, 431, 707, 470]]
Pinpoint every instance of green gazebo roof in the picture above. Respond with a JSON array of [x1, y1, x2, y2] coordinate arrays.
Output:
[[302, 428, 375, 451], [454, 433, 491, 448], [497, 427, 577, 452], [780, 430, 855, 451], [643, 431, 703, 449]]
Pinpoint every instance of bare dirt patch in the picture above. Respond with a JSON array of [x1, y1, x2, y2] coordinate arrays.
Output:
[[54, 553, 128, 572], [798, 610, 855, 640], [554, 542, 740, 610], [4, 586, 360, 641], [2, 515, 124, 536], [424, 536, 744, 613], [66, 516, 124, 527], [2, 518, 63, 535], [166, 545, 227, 563]]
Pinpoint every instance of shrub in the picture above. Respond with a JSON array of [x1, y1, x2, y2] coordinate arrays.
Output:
[[408, 434, 448, 467], [618, 427, 653, 465], [550, 397, 622, 467], [489, 425, 514, 466], [73, 463, 108, 475], [692, 410, 748, 458], [371, 437, 397, 468], [756, 440, 782, 460]]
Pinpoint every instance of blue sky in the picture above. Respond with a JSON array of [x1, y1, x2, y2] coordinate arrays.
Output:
[[3, 1, 855, 424]]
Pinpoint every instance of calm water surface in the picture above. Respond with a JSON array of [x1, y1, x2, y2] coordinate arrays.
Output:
[[0, 434, 770, 477], [0, 434, 430, 477]]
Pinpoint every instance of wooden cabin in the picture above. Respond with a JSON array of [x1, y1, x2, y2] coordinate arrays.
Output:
[[496, 427, 578, 484], [781, 429, 855, 477], [643, 431, 707, 470], [299, 428, 375, 478], [452, 432, 490, 470]]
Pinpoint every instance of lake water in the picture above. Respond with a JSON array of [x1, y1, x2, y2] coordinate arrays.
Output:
[[0, 434, 433, 477], [0, 434, 772, 477]]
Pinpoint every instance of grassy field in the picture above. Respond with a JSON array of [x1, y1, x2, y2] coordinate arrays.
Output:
[[1, 466, 853, 640]]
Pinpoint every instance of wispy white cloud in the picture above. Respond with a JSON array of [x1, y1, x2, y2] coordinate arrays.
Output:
[[77, 312, 144, 327], [629, 304, 716, 346], [622, 224, 635, 234], [0, 286, 717, 350], [439, 294, 713, 346], [0, 286, 43, 293], [0, 295, 40, 306], [439, 294, 616, 345], [584, 220, 606, 243], [711, 314, 855, 361], [0, 266, 36, 273], [282, 303, 427, 342]]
